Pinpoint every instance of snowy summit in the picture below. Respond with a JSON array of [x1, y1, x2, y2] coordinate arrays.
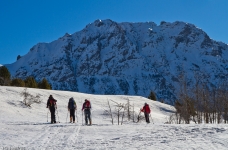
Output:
[[5, 19, 228, 104]]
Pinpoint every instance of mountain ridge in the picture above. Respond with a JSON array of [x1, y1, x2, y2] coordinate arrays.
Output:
[[6, 19, 228, 104]]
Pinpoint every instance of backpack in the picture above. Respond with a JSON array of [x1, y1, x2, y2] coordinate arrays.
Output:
[[68, 98, 76, 109], [48, 98, 56, 108], [84, 101, 91, 109]]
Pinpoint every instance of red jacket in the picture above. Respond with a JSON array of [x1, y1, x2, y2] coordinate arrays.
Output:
[[141, 104, 151, 114]]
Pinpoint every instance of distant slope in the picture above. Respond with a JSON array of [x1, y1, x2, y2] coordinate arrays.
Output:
[[6, 19, 228, 103]]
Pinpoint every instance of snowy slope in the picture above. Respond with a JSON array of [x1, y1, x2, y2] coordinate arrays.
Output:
[[5, 19, 228, 104], [0, 86, 228, 149], [0, 86, 173, 125]]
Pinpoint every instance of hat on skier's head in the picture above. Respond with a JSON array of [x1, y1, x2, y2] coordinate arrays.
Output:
[[145, 102, 147, 105], [49, 95, 53, 98]]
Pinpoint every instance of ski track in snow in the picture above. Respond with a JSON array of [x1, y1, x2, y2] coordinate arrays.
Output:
[[1, 121, 228, 150], [0, 86, 228, 149]]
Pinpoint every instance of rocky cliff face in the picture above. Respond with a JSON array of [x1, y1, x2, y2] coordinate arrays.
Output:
[[6, 19, 228, 104]]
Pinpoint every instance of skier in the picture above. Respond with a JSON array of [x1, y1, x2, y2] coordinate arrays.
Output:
[[82, 99, 92, 125], [141, 103, 151, 123], [68, 97, 77, 123], [46, 95, 57, 123]]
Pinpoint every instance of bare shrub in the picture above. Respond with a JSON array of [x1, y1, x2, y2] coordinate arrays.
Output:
[[165, 114, 175, 124], [104, 98, 139, 125], [20, 88, 42, 107], [110, 100, 125, 125], [136, 110, 144, 123], [167, 113, 185, 124]]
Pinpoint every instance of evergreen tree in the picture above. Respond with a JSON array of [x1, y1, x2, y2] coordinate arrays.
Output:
[[148, 91, 157, 101], [38, 78, 51, 89], [0, 66, 11, 85], [11, 78, 25, 87], [24, 76, 38, 88]]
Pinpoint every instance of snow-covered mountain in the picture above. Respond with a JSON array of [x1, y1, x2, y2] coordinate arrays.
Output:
[[6, 19, 228, 103]]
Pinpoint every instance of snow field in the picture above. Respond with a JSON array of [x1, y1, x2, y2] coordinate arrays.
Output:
[[0, 86, 227, 150]]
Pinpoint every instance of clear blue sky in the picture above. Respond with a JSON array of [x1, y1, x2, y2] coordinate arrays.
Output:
[[1, 0, 228, 64]]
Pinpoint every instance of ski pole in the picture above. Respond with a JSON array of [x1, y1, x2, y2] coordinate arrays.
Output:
[[90, 109, 92, 125], [74, 109, 76, 124], [76, 110, 78, 123], [66, 111, 69, 123], [47, 111, 49, 122], [81, 99, 83, 125], [82, 110, 83, 125], [150, 114, 154, 124], [56, 108, 60, 123]]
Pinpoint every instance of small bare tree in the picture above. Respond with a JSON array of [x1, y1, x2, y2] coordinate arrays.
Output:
[[133, 103, 135, 122], [106, 100, 114, 125], [165, 114, 175, 124], [126, 98, 131, 121], [111, 100, 125, 125], [104, 98, 144, 125], [121, 103, 128, 125]]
